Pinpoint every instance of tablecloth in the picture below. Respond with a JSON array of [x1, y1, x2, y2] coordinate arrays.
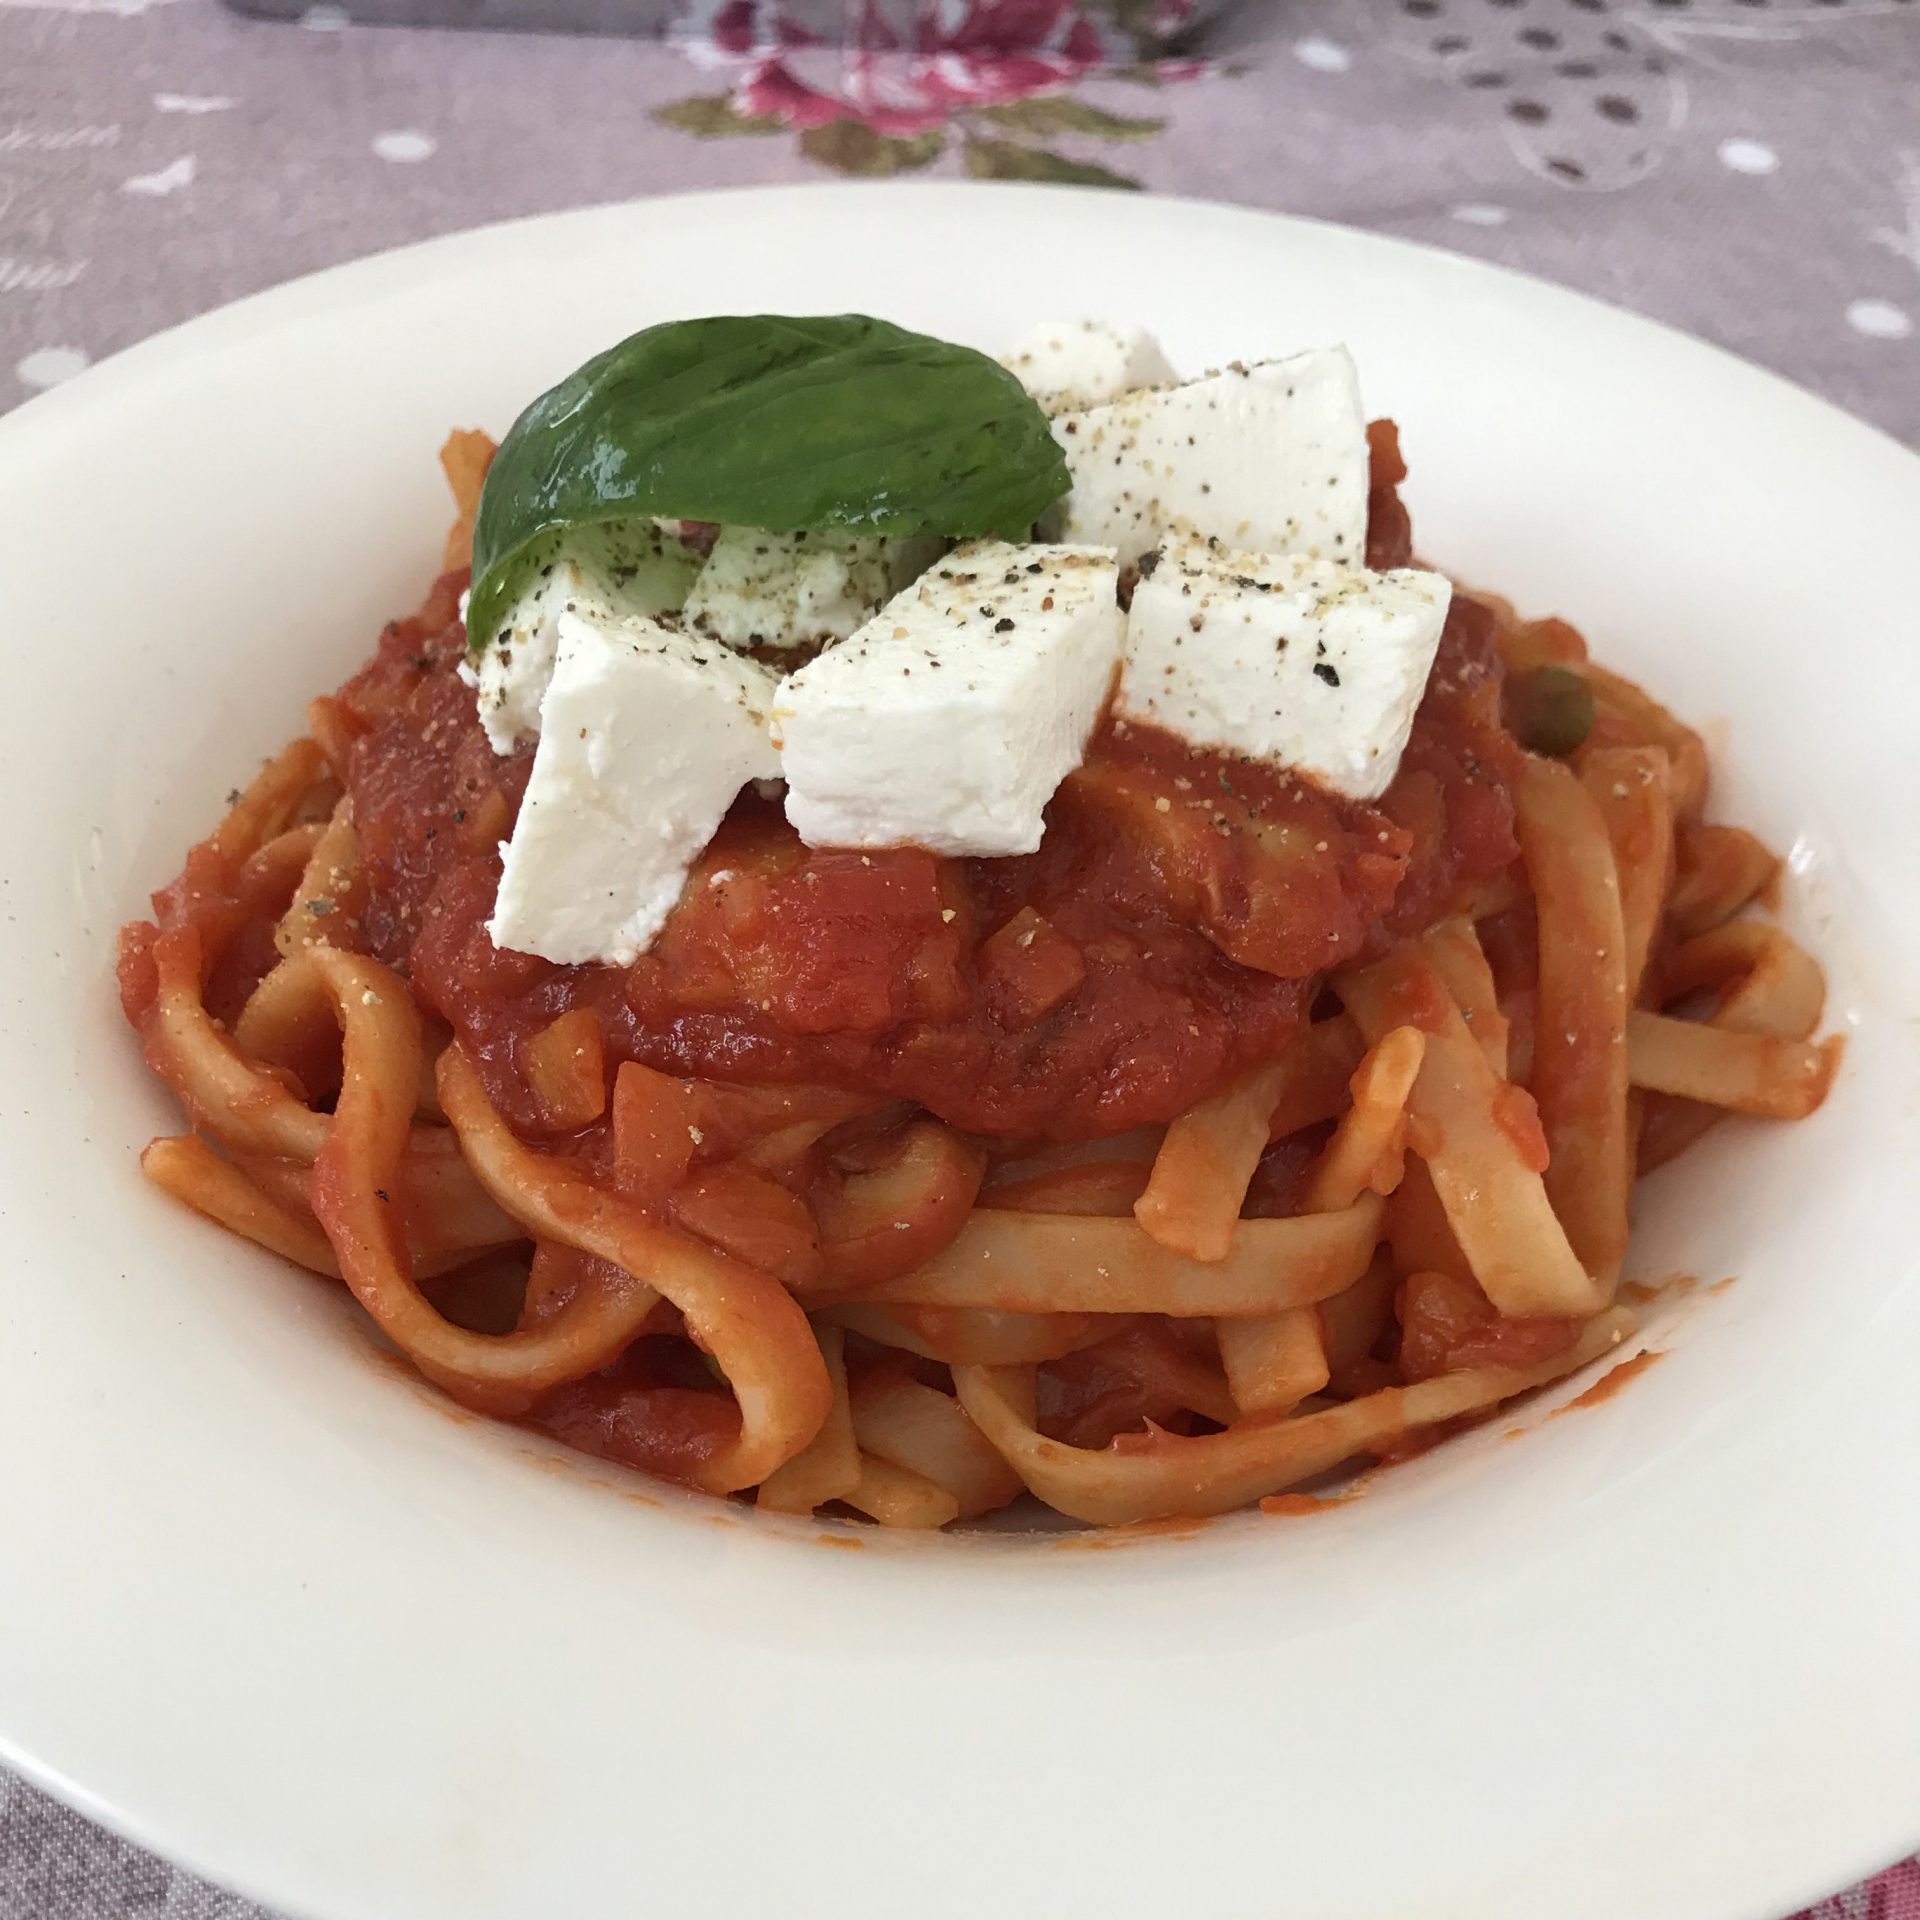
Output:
[[1, 1, 1916, 1914]]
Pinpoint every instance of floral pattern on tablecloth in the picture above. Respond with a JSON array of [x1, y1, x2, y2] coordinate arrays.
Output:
[[1801, 1859, 1920, 1920], [651, 0, 1204, 181], [0, 0, 1917, 1913]]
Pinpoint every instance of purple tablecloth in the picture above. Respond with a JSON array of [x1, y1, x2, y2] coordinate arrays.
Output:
[[2, 1, 1917, 1913]]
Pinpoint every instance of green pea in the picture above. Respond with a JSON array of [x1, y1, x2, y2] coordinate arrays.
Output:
[[1516, 665, 1596, 758]]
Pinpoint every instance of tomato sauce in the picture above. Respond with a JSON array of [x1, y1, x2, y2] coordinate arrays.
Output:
[[1558, 1346, 1662, 1412], [329, 440, 1522, 1142], [1395, 1268, 1582, 1381]]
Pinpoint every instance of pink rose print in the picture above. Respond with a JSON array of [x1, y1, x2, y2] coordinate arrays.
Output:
[[1791, 1855, 1920, 1919], [656, 1, 1208, 183]]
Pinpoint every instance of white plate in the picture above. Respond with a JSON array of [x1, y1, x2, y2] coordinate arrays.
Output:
[[1, 184, 1917, 1920]]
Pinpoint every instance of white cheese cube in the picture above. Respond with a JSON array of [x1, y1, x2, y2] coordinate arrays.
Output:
[[1052, 347, 1368, 570], [774, 539, 1124, 857], [489, 614, 780, 966], [682, 527, 941, 653], [461, 524, 704, 754], [1003, 320, 1178, 414], [1118, 541, 1450, 801]]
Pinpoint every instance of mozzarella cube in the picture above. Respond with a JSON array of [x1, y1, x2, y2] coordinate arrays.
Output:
[[1052, 347, 1368, 570], [1003, 320, 1178, 414], [682, 526, 941, 654], [775, 540, 1123, 856], [489, 614, 780, 966], [461, 523, 704, 754], [1118, 541, 1450, 801]]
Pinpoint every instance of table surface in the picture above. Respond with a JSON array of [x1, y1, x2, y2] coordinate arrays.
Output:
[[2, 1, 1917, 1915]]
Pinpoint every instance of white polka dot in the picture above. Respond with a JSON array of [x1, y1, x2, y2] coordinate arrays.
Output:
[[1717, 137, 1778, 177], [1292, 35, 1351, 74], [372, 129, 436, 164], [1846, 297, 1912, 340], [299, 3, 349, 26], [1450, 202, 1509, 227], [16, 347, 90, 390]]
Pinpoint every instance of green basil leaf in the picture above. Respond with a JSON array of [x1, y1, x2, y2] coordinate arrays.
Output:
[[467, 313, 1070, 650]]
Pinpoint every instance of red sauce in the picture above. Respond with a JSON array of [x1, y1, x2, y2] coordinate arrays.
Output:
[[1559, 1347, 1662, 1411], [1396, 1269, 1582, 1381], [329, 452, 1520, 1143], [1490, 1081, 1551, 1174], [1051, 1514, 1216, 1549], [1258, 1490, 1358, 1518], [1622, 1273, 1699, 1307], [532, 1339, 741, 1479]]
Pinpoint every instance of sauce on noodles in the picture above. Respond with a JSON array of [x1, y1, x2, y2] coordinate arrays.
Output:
[[333, 560, 1518, 1142], [116, 411, 1842, 1530]]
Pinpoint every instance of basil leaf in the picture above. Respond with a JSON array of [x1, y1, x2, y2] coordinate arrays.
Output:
[[467, 313, 1070, 650]]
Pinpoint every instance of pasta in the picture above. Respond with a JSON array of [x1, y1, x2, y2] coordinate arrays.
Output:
[[115, 428, 1840, 1532]]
